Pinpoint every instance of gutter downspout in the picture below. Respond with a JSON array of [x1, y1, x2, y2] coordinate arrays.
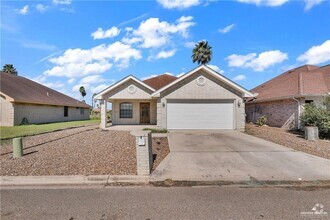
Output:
[[293, 97, 301, 129]]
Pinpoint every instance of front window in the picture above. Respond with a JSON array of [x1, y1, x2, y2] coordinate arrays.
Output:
[[120, 103, 133, 118]]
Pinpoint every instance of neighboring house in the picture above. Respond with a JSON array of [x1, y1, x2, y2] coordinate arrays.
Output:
[[0, 72, 90, 126], [95, 65, 254, 131], [246, 64, 330, 129]]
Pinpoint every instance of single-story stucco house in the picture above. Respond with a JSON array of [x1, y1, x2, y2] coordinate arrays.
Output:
[[94, 65, 254, 131], [246, 64, 330, 129], [0, 72, 90, 126]]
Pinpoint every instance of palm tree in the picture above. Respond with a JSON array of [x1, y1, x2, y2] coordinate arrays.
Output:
[[192, 41, 212, 65], [2, 64, 18, 75], [79, 86, 86, 101]]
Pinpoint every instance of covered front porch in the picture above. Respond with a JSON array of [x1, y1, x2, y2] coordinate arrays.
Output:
[[100, 99, 157, 129]]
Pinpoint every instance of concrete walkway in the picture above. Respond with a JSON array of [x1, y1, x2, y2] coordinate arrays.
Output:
[[151, 131, 330, 182]]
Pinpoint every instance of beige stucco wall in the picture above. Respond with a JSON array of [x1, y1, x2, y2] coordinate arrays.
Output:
[[13, 103, 90, 125], [0, 96, 14, 126], [157, 69, 246, 131], [111, 99, 157, 125]]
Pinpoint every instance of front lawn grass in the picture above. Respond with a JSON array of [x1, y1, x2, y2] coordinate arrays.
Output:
[[0, 119, 100, 140], [143, 128, 168, 133]]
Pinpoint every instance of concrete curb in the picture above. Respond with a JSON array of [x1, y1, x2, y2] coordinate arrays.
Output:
[[0, 175, 150, 186]]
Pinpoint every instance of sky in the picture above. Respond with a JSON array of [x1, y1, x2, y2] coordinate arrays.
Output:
[[1, 0, 330, 105]]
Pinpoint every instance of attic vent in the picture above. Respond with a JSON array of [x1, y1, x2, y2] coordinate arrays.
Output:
[[128, 85, 136, 94], [196, 76, 206, 86]]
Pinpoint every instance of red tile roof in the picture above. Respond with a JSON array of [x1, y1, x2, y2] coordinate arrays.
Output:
[[250, 64, 330, 102], [0, 72, 90, 108], [143, 74, 178, 90]]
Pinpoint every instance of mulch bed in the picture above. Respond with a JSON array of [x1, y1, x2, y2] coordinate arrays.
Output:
[[151, 137, 170, 172], [0, 126, 169, 176], [245, 124, 330, 159]]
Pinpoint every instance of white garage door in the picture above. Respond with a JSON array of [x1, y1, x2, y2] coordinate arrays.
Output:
[[167, 100, 234, 129]]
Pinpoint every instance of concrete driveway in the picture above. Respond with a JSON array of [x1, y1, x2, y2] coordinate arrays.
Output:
[[151, 131, 330, 182]]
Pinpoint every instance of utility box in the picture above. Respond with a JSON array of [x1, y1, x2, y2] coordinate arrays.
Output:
[[13, 137, 23, 158]]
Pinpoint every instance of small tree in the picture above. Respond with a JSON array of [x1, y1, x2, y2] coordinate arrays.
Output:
[[79, 86, 86, 101], [192, 41, 212, 65], [2, 64, 18, 75], [300, 101, 330, 139]]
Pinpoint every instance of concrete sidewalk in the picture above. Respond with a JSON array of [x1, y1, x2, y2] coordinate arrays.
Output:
[[0, 175, 149, 186]]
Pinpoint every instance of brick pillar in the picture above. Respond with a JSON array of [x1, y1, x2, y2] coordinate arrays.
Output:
[[100, 99, 107, 129], [130, 130, 153, 176]]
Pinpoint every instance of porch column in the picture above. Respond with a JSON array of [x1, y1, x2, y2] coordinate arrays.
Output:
[[100, 99, 107, 129]]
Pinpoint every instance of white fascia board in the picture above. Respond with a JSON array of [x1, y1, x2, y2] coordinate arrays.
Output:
[[151, 65, 254, 98], [94, 75, 155, 100]]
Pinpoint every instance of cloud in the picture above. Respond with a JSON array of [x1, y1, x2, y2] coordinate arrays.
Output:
[[236, 0, 289, 7], [80, 75, 106, 84], [52, 0, 72, 5], [30, 75, 65, 90], [177, 72, 185, 77], [154, 49, 177, 59], [18, 5, 29, 15], [72, 84, 90, 93], [36, 4, 49, 13], [304, 0, 324, 11], [44, 41, 142, 77], [232, 75, 246, 81], [157, 0, 201, 9], [218, 24, 235, 34], [68, 78, 76, 84], [21, 40, 57, 51], [118, 12, 150, 26], [121, 37, 142, 45], [91, 84, 109, 94], [297, 40, 330, 65], [91, 26, 121, 40], [227, 50, 288, 71], [129, 16, 195, 48], [184, 41, 196, 48], [207, 64, 225, 74], [36, 51, 63, 64]]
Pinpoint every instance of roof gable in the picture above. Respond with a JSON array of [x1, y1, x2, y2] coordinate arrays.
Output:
[[0, 72, 90, 108], [151, 65, 254, 98], [94, 75, 155, 99]]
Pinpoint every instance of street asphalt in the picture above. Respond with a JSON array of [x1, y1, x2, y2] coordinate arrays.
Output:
[[1, 186, 329, 219]]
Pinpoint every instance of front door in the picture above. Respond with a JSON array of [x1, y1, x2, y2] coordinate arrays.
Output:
[[140, 103, 150, 124]]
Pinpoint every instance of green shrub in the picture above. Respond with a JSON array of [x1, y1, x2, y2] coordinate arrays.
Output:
[[256, 115, 267, 126], [300, 103, 330, 138], [143, 128, 168, 133]]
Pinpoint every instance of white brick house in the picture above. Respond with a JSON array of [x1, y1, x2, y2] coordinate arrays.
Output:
[[95, 65, 254, 131]]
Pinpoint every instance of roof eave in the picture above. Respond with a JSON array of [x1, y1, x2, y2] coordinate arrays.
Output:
[[151, 65, 255, 98]]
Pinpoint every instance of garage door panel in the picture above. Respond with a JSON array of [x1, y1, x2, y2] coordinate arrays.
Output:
[[167, 101, 234, 129]]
